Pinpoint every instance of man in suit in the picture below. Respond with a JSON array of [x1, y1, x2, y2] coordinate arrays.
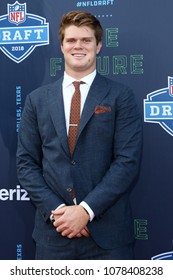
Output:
[[16, 10, 142, 259]]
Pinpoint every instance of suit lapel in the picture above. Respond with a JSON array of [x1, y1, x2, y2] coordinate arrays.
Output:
[[46, 74, 110, 156], [77, 74, 110, 139], [47, 78, 70, 156]]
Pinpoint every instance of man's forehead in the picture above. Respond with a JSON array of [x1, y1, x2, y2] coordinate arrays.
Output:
[[64, 25, 94, 35]]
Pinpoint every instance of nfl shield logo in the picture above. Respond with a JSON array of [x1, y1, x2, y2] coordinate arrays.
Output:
[[169, 76, 173, 97], [8, 1, 26, 25]]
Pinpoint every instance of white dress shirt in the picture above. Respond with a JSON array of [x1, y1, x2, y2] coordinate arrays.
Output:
[[62, 70, 96, 134], [52, 71, 96, 222]]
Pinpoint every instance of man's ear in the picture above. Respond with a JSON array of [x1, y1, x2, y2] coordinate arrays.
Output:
[[60, 44, 64, 53], [96, 42, 102, 54]]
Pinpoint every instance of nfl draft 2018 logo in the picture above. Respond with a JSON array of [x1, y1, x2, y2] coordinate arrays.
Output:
[[144, 77, 173, 136], [0, 1, 49, 63], [152, 251, 173, 260]]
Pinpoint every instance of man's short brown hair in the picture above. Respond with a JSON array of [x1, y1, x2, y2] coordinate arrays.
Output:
[[58, 10, 103, 45]]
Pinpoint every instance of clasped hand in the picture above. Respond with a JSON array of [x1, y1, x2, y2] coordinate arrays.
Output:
[[51, 205, 90, 239]]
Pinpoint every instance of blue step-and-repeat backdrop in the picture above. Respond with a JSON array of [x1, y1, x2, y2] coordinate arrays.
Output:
[[0, 0, 173, 260]]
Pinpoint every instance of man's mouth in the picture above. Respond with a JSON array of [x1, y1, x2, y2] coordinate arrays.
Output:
[[72, 53, 86, 57]]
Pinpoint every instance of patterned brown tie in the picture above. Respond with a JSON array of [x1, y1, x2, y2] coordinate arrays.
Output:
[[68, 81, 84, 155]]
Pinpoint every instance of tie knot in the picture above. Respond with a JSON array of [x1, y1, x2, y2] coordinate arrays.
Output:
[[73, 81, 85, 90]]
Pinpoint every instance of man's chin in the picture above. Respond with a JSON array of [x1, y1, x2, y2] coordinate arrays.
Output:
[[72, 65, 87, 72]]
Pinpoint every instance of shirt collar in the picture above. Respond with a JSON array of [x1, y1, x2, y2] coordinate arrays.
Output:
[[63, 70, 96, 88]]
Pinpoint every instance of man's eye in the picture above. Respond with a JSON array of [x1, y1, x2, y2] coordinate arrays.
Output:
[[83, 38, 91, 42], [67, 39, 75, 43]]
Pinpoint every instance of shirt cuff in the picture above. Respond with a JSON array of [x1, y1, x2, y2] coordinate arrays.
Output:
[[80, 201, 95, 221], [50, 204, 66, 222]]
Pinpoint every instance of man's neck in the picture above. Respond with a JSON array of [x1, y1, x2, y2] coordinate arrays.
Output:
[[64, 68, 96, 80]]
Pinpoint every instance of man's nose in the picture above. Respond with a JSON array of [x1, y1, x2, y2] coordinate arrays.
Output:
[[74, 40, 83, 48]]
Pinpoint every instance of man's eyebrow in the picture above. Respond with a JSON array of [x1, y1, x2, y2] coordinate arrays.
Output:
[[65, 36, 94, 40]]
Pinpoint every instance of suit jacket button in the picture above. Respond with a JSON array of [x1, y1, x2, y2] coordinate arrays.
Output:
[[71, 160, 76, 165], [66, 187, 72, 192]]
